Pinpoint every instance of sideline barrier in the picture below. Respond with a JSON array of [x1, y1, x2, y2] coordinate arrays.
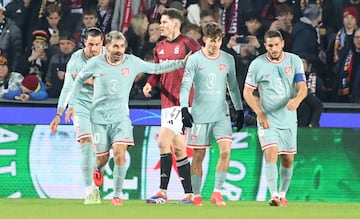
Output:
[[1, 125, 359, 202]]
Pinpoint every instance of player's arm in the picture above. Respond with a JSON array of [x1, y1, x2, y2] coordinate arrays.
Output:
[[69, 61, 94, 103], [50, 55, 76, 132], [143, 49, 161, 97], [180, 55, 196, 129], [287, 56, 308, 111], [287, 75, 308, 111], [227, 56, 243, 111], [136, 55, 186, 75]]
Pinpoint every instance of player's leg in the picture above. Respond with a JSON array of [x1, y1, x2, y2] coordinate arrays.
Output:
[[278, 127, 297, 207], [210, 119, 232, 206], [188, 123, 212, 206], [92, 123, 110, 188], [191, 148, 206, 206], [74, 113, 100, 204], [110, 120, 135, 206], [259, 126, 280, 206], [171, 106, 193, 203], [146, 107, 177, 204]]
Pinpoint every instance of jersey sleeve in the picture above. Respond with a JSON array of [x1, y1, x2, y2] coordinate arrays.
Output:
[[226, 56, 243, 110], [245, 60, 259, 89], [180, 55, 196, 108], [57, 54, 76, 109], [69, 59, 95, 105], [135, 55, 186, 75], [294, 55, 306, 83]]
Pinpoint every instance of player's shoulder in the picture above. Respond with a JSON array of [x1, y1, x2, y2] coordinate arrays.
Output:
[[220, 50, 234, 59], [285, 52, 301, 61]]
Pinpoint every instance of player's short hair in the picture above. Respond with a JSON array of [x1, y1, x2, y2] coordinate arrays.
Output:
[[105, 30, 126, 45], [85, 27, 103, 40], [161, 8, 184, 23], [264, 30, 283, 41], [202, 22, 224, 39]]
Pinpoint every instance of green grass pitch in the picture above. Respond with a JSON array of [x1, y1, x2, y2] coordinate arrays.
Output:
[[1, 199, 360, 219]]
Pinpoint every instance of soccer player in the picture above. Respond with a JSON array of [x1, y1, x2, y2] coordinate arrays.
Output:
[[180, 22, 244, 207], [70, 30, 188, 206], [243, 30, 308, 207], [143, 8, 201, 204], [49, 27, 104, 204]]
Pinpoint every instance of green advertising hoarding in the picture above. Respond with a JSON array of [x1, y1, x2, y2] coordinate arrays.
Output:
[[0, 125, 359, 202]]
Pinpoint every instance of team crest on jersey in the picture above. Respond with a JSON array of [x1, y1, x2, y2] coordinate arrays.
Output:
[[122, 68, 129, 77], [191, 135, 197, 142], [219, 64, 226, 73], [285, 66, 293, 75]]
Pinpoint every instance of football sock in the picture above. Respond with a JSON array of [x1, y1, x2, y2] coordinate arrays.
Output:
[[176, 157, 193, 194], [265, 162, 278, 196], [113, 164, 126, 198], [159, 153, 172, 190], [214, 171, 227, 191], [191, 175, 202, 195], [279, 165, 293, 197], [81, 143, 94, 188]]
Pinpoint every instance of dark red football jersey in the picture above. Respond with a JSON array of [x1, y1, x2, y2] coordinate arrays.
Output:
[[147, 34, 201, 108]]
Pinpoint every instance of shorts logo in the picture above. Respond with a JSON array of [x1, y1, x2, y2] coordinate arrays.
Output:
[[168, 120, 173, 125], [220, 64, 226, 73], [285, 67, 293, 75], [122, 68, 129, 77], [191, 135, 197, 142]]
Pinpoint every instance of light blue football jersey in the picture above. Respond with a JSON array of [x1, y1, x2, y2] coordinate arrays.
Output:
[[180, 50, 243, 123], [57, 47, 106, 109], [245, 52, 305, 128], [71, 53, 185, 124]]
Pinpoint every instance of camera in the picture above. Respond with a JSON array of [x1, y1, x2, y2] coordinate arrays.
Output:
[[236, 36, 249, 44]]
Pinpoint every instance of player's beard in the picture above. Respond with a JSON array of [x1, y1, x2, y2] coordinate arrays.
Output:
[[268, 51, 283, 61]]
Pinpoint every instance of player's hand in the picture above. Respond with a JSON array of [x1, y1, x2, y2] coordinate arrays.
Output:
[[143, 83, 152, 97], [65, 108, 74, 123], [50, 115, 61, 133], [257, 111, 270, 129], [181, 107, 193, 127], [234, 110, 244, 131]]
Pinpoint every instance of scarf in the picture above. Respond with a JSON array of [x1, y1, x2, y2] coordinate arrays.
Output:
[[221, 0, 239, 35]]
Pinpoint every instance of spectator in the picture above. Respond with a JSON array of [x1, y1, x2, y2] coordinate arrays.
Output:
[[97, 0, 114, 34], [0, 54, 23, 98], [125, 13, 149, 57], [147, 0, 170, 23], [141, 21, 161, 58], [187, 0, 221, 27], [297, 56, 324, 128], [182, 23, 202, 42], [337, 27, 360, 103], [111, 0, 146, 33], [46, 33, 76, 98], [292, 3, 325, 72], [268, 4, 294, 51], [4, 73, 48, 101], [74, 8, 100, 48], [333, 7, 359, 64], [25, 29, 50, 80], [0, 3, 23, 73]]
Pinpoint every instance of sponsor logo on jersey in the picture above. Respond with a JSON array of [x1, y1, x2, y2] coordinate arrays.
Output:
[[122, 68, 129, 77], [285, 66, 293, 75], [220, 64, 226, 73]]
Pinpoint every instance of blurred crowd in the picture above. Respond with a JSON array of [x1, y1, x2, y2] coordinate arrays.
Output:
[[0, 0, 360, 111]]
